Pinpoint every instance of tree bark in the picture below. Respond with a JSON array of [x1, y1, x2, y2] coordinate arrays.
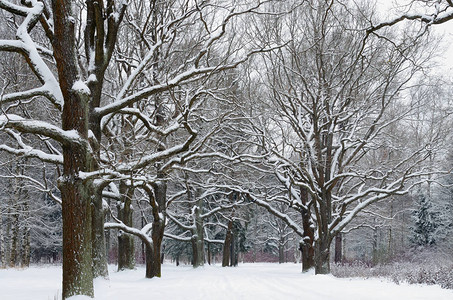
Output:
[[145, 179, 166, 278], [314, 236, 331, 274], [21, 197, 30, 268], [300, 187, 315, 272], [222, 220, 233, 267], [145, 243, 154, 278], [117, 183, 135, 271], [191, 199, 205, 268], [334, 233, 342, 264], [0, 206, 4, 267], [53, 1, 94, 296], [92, 188, 109, 278], [9, 205, 19, 267]]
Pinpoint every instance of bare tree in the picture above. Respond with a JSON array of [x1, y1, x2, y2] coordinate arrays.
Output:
[[243, 0, 437, 274], [0, 0, 275, 298]]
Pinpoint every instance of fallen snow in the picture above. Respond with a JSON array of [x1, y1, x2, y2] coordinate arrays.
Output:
[[1, 263, 452, 300]]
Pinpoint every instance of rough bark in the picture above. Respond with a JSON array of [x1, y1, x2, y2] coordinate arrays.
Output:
[[145, 243, 154, 278], [53, 1, 94, 297], [222, 220, 233, 267], [314, 235, 331, 275], [191, 199, 205, 268], [117, 183, 135, 271], [149, 179, 166, 278], [91, 188, 109, 278], [300, 187, 315, 272]]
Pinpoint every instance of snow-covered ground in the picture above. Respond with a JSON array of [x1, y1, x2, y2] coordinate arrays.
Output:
[[1, 263, 453, 300]]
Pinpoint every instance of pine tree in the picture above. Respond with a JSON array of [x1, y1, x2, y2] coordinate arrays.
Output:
[[410, 193, 440, 247]]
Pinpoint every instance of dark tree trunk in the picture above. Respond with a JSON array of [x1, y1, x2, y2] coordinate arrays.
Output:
[[278, 241, 285, 264], [21, 197, 30, 268], [117, 183, 135, 271], [151, 217, 165, 277], [334, 233, 342, 264], [300, 187, 315, 272], [222, 220, 233, 267], [145, 179, 166, 278], [9, 207, 19, 267], [314, 236, 331, 274], [145, 243, 154, 278], [53, 1, 94, 296]]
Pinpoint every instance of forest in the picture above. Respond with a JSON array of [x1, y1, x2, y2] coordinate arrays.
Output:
[[1, 0, 453, 299]]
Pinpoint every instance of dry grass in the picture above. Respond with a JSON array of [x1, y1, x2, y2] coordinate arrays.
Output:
[[331, 251, 453, 289]]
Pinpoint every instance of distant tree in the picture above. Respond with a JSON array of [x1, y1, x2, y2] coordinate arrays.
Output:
[[410, 191, 441, 247]]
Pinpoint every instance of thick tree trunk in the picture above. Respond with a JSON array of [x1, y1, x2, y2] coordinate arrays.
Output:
[[145, 243, 154, 278], [117, 184, 135, 271], [52, 0, 95, 297], [60, 159, 94, 298], [300, 187, 315, 272], [145, 179, 166, 278], [92, 188, 109, 278], [151, 218, 165, 277], [314, 236, 331, 274], [222, 220, 233, 267]]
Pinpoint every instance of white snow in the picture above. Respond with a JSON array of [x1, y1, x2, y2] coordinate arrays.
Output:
[[72, 80, 91, 95], [1, 263, 452, 300]]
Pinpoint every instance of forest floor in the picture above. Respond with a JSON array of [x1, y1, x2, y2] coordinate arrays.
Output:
[[1, 263, 453, 299]]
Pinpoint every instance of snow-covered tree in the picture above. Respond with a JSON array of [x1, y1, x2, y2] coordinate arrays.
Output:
[[410, 191, 441, 247], [0, 0, 275, 298], [241, 0, 438, 274]]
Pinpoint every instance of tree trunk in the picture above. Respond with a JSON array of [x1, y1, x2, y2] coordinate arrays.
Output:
[[300, 187, 315, 272], [117, 183, 135, 271], [334, 233, 342, 264], [279, 241, 285, 264], [145, 243, 154, 278], [0, 207, 4, 267], [314, 236, 331, 274], [21, 198, 30, 268], [146, 179, 166, 278], [53, 0, 94, 294], [9, 207, 19, 268], [151, 217, 165, 277], [222, 220, 233, 267], [92, 188, 109, 278], [10, 167, 22, 268], [207, 243, 211, 265], [191, 199, 205, 268]]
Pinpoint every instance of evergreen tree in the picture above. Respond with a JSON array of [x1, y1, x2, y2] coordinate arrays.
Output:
[[410, 192, 441, 247]]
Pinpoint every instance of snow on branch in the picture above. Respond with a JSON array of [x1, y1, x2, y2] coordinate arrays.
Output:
[[368, 8, 453, 33], [0, 1, 63, 109], [104, 221, 153, 249], [0, 114, 85, 147]]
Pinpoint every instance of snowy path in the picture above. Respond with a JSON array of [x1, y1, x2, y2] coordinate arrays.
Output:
[[1, 263, 453, 299]]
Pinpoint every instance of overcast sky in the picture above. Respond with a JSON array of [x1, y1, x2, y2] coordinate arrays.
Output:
[[375, 0, 453, 72]]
